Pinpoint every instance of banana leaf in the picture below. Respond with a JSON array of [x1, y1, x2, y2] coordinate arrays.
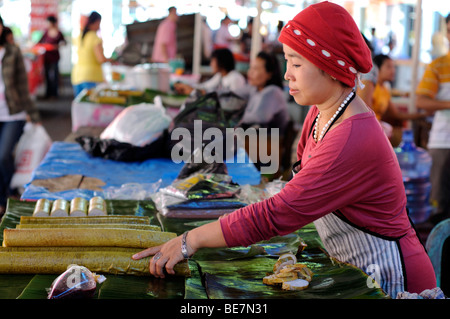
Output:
[[184, 260, 208, 299], [197, 251, 388, 299], [0, 274, 35, 299]]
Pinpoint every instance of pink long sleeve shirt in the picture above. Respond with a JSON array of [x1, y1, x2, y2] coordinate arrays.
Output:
[[151, 18, 177, 63], [220, 106, 436, 295]]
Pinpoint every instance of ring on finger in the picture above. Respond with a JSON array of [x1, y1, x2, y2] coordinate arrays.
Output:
[[153, 252, 163, 261]]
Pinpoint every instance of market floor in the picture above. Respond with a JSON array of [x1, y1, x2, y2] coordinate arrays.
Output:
[[36, 77, 74, 142]]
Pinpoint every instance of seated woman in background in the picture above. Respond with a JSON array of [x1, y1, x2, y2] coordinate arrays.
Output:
[[234, 51, 290, 134], [371, 54, 425, 140], [173, 48, 246, 96]]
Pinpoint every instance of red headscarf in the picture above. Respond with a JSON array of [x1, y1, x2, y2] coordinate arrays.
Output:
[[278, 1, 372, 87]]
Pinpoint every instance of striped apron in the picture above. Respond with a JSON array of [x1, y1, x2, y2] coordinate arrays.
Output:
[[294, 112, 406, 298], [314, 212, 405, 298]]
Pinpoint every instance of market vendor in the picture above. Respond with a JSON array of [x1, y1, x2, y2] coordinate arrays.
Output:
[[133, 1, 437, 298]]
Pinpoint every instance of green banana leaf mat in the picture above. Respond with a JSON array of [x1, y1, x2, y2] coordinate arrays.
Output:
[[0, 199, 388, 299]]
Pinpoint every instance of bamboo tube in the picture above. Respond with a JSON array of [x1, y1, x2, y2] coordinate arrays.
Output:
[[15, 223, 161, 231], [88, 196, 107, 216], [0, 247, 190, 277], [32, 199, 51, 217], [19, 215, 150, 225], [50, 199, 69, 217], [69, 197, 88, 217], [3, 228, 176, 249]]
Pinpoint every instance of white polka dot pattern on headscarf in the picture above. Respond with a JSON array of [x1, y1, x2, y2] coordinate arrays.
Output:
[[283, 22, 359, 82]]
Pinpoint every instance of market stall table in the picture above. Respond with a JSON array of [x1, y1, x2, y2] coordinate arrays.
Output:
[[71, 87, 187, 132], [7, 139, 389, 300], [0, 199, 388, 299]]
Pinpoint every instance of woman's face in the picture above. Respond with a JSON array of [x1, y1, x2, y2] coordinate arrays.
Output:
[[210, 57, 219, 73], [90, 19, 101, 31], [247, 57, 271, 90], [283, 44, 334, 106], [378, 58, 396, 83]]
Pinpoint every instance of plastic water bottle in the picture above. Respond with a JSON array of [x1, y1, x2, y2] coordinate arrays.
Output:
[[394, 129, 433, 224]]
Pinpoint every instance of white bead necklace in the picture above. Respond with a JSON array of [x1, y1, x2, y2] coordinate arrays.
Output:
[[313, 90, 355, 142]]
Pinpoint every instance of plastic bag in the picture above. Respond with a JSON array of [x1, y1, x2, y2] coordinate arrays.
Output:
[[76, 130, 170, 162], [177, 147, 229, 180], [100, 101, 171, 147], [159, 173, 235, 200], [102, 181, 162, 200], [236, 184, 270, 204], [153, 173, 242, 217], [47, 264, 106, 299], [10, 123, 52, 190], [265, 179, 288, 197]]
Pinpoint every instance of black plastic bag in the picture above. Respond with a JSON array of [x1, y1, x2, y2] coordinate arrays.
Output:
[[76, 129, 171, 162]]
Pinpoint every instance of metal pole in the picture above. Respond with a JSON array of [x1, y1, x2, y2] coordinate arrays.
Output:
[[193, 12, 202, 76], [250, 0, 263, 62], [410, 0, 423, 113]]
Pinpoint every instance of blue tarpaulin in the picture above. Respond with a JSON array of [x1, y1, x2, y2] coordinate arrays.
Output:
[[21, 142, 261, 201]]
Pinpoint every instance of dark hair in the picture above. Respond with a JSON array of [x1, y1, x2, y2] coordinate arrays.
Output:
[[373, 54, 392, 69], [0, 15, 6, 46], [82, 11, 101, 41], [47, 15, 57, 24], [361, 32, 374, 56], [277, 20, 284, 32], [446, 13, 450, 24], [0, 30, 6, 46], [3, 26, 12, 37], [256, 51, 283, 89], [211, 48, 235, 72]]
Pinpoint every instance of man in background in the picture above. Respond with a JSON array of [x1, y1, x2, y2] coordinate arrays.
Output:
[[416, 13, 450, 225], [152, 6, 178, 63]]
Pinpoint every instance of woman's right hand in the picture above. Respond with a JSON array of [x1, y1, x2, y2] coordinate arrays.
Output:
[[132, 233, 196, 278], [132, 220, 227, 278]]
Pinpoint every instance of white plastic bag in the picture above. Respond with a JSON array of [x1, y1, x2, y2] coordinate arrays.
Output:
[[102, 180, 162, 200], [100, 101, 171, 147], [10, 122, 52, 189]]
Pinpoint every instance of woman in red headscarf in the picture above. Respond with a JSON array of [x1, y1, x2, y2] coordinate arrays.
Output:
[[133, 1, 436, 298]]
